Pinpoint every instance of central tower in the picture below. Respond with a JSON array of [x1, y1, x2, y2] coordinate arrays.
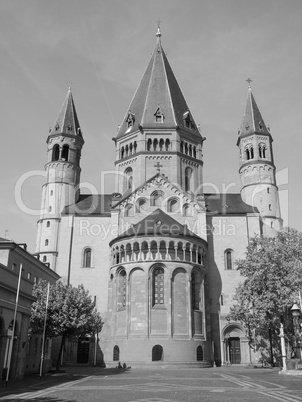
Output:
[[113, 28, 205, 196]]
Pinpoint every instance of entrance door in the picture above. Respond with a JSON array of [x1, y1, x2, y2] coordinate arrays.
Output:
[[229, 337, 241, 364], [77, 338, 90, 363]]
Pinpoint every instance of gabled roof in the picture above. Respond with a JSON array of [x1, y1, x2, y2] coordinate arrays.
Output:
[[110, 208, 201, 245], [205, 193, 258, 214], [111, 172, 196, 209], [238, 85, 271, 140], [48, 88, 83, 139], [62, 194, 112, 216], [116, 29, 201, 140]]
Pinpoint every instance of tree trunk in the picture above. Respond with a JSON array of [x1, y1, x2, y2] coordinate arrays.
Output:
[[268, 327, 274, 367], [56, 335, 65, 371]]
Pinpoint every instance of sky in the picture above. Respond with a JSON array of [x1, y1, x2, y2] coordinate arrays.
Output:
[[0, 0, 301, 252]]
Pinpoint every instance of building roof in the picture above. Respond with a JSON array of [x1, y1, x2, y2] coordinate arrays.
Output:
[[62, 192, 258, 217], [110, 208, 202, 245], [116, 28, 201, 140], [238, 84, 271, 139], [48, 87, 83, 139], [62, 194, 112, 216], [205, 193, 258, 214]]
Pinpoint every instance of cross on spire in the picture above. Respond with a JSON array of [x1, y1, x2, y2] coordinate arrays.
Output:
[[154, 161, 163, 172], [156, 19, 162, 43], [246, 78, 253, 89]]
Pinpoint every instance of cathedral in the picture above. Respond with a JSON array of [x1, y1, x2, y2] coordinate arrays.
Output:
[[35, 28, 282, 367]]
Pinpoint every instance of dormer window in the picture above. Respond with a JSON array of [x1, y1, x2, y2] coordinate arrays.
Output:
[[126, 111, 135, 128], [154, 107, 164, 123], [183, 111, 194, 130]]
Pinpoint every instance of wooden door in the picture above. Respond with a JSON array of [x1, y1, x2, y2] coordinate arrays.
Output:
[[229, 337, 241, 364]]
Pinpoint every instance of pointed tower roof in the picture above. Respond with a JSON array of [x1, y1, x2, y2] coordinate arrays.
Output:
[[116, 28, 200, 140], [238, 80, 271, 140], [49, 87, 83, 138]]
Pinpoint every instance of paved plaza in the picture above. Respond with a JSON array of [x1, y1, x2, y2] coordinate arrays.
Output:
[[0, 366, 302, 402]]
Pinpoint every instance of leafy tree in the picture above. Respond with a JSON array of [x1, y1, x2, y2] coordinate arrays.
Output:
[[30, 280, 103, 370], [227, 228, 302, 365]]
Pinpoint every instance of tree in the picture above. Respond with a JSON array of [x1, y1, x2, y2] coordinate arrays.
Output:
[[30, 280, 103, 370], [227, 228, 302, 365]]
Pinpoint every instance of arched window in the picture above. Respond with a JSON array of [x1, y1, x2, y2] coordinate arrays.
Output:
[[185, 167, 193, 192], [61, 145, 69, 161], [193, 146, 197, 158], [159, 138, 164, 151], [151, 190, 164, 207], [183, 203, 192, 216], [250, 146, 254, 159], [191, 272, 198, 310], [49, 206, 52, 212], [167, 198, 179, 213], [153, 138, 158, 151], [152, 345, 163, 361], [46, 221, 50, 227], [245, 148, 250, 160], [147, 138, 152, 151], [83, 248, 92, 267], [43, 256, 47, 263], [121, 147, 125, 159], [180, 141, 184, 153], [52, 144, 60, 161], [165, 139, 170, 151], [225, 249, 234, 270], [152, 268, 165, 306], [124, 168, 133, 192], [45, 239, 49, 246], [197, 346, 203, 361], [117, 270, 126, 310], [136, 198, 148, 213], [113, 345, 120, 361], [124, 204, 134, 217]]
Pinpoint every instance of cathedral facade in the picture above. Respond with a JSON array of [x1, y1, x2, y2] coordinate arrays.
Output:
[[35, 29, 282, 367]]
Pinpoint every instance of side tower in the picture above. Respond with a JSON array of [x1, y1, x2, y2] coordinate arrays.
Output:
[[35, 88, 84, 270], [113, 27, 205, 196], [237, 81, 282, 235]]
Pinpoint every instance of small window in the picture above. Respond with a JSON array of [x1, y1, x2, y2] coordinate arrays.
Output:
[[136, 198, 148, 213], [167, 198, 179, 213], [50, 190, 53, 196], [43, 256, 47, 263], [27, 272, 31, 280], [49, 206, 52, 212], [183, 204, 192, 217], [269, 204, 272, 211], [197, 346, 203, 361], [125, 204, 134, 217], [45, 239, 49, 246], [113, 345, 120, 361], [46, 221, 50, 227], [151, 190, 164, 207], [225, 249, 234, 270], [267, 187, 270, 194], [83, 248, 92, 268]]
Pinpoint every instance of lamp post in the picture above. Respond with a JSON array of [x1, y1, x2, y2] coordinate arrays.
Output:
[[291, 302, 302, 361]]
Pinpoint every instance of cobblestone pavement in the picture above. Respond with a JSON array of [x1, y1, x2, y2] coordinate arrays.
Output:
[[1, 366, 302, 402]]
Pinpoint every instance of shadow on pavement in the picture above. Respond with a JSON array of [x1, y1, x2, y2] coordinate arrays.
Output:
[[0, 368, 131, 400]]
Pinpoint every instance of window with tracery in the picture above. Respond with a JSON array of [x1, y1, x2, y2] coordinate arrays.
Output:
[[117, 270, 126, 310], [153, 268, 165, 306]]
